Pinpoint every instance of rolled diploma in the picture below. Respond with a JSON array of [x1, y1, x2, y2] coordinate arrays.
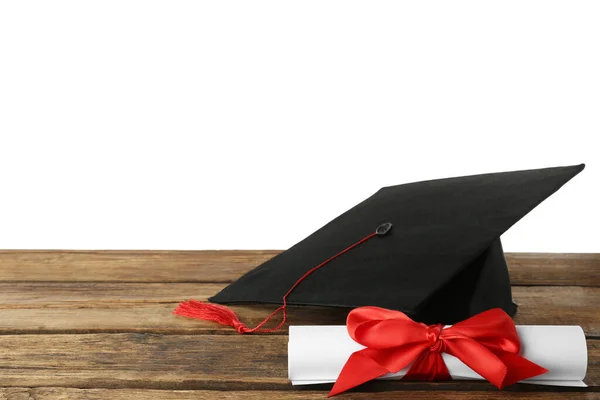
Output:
[[289, 325, 587, 387]]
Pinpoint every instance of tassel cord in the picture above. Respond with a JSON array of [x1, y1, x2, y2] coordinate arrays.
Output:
[[173, 231, 379, 333]]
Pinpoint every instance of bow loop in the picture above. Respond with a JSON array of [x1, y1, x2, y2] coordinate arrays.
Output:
[[329, 307, 549, 397], [444, 308, 521, 354], [348, 306, 428, 349]]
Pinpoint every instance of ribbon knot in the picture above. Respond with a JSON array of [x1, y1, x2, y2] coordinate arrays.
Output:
[[328, 307, 549, 397], [426, 324, 445, 353]]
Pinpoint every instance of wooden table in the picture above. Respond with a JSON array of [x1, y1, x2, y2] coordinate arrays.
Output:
[[0, 251, 598, 399]]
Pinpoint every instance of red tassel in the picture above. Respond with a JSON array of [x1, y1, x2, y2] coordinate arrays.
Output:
[[173, 300, 252, 334]]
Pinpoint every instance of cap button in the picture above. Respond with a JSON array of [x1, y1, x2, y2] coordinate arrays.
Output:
[[376, 222, 393, 236]]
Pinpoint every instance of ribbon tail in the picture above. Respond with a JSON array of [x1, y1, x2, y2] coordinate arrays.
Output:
[[444, 339, 549, 390], [497, 352, 549, 388], [444, 339, 510, 389], [329, 351, 390, 397]]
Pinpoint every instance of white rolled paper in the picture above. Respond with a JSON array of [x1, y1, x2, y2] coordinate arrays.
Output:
[[289, 325, 587, 387]]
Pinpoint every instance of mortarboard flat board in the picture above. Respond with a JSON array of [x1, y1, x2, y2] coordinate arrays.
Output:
[[206, 164, 584, 325]]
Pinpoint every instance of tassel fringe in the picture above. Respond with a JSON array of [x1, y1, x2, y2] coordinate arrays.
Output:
[[173, 300, 250, 334]]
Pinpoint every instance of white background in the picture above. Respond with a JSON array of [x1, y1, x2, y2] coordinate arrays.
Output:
[[0, 1, 598, 251]]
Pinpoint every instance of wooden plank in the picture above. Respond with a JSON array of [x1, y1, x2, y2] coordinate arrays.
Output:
[[512, 286, 600, 336], [0, 251, 598, 286], [506, 253, 600, 286], [0, 334, 597, 390], [0, 250, 278, 283], [0, 285, 598, 336], [1, 388, 599, 399], [0, 282, 221, 308]]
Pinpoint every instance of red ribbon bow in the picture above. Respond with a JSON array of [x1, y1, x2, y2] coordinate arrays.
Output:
[[329, 307, 548, 397]]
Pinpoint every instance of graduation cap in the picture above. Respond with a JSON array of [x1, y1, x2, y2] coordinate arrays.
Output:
[[174, 164, 584, 333]]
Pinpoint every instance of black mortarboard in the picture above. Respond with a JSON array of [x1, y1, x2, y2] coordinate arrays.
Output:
[[175, 164, 584, 331]]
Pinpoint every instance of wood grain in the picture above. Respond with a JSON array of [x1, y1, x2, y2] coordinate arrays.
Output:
[[0, 334, 597, 390], [0, 285, 597, 336], [1, 388, 599, 400], [0, 251, 597, 398], [0, 251, 598, 286], [0, 282, 221, 307]]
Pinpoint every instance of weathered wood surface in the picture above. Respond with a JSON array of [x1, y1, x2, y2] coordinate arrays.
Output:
[[0, 251, 598, 399], [0, 284, 598, 337], [1, 388, 599, 400], [0, 334, 598, 389], [0, 251, 598, 286]]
